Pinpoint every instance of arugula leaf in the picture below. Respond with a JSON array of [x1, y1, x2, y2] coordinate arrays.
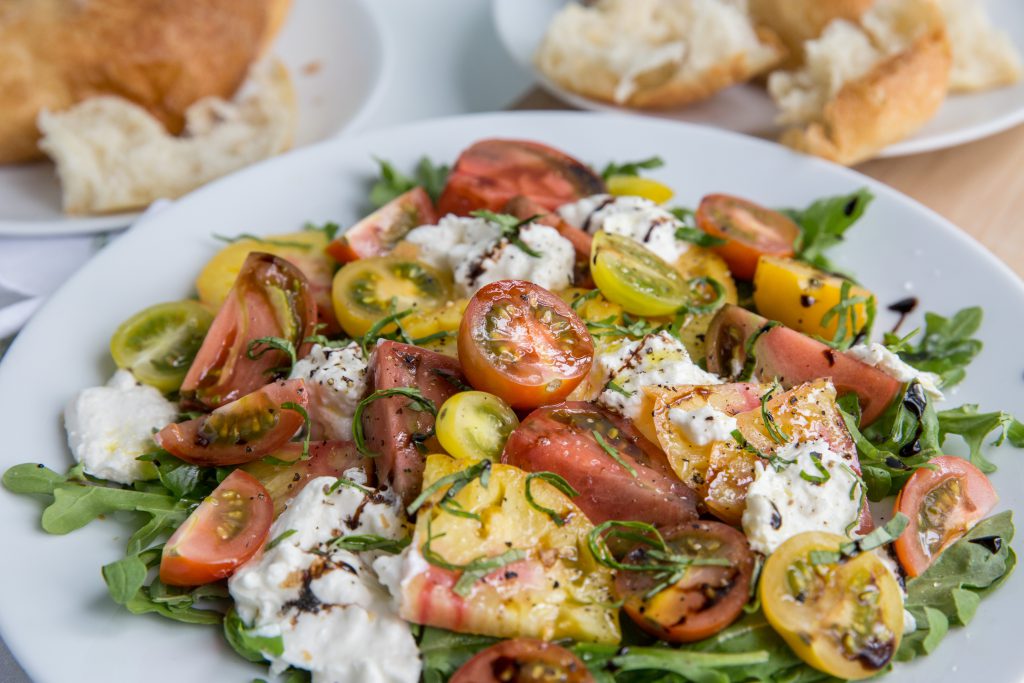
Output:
[[303, 220, 340, 242], [103, 548, 224, 625], [2, 463, 72, 495], [886, 307, 983, 388], [600, 156, 664, 179], [224, 609, 284, 663], [668, 207, 727, 247], [101, 552, 149, 605], [40, 482, 188, 535], [937, 405, 1024, 473], [898, 512, 1016, 661], [785, 189, 873, 272], [575, 642, 770, 682], [417, 627, 498, 683], [369, 156, 450, 208]]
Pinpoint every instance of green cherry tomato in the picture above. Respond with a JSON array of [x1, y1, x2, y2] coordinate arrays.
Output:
[[591, 231, 688, 316]]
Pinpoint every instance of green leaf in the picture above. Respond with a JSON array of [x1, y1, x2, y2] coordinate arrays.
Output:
[[224, 609, 283, 663], [417, 627, 498, 683], [936, 404, 1024, 474], [2, 463, 67, 495], [890, 307, 983, 388], [369, 156, 450, 208], [787, 189, 873, 272], [101, 553, 149, 605], [304, 220, 341, 242], [601, 156, 664, 179], [41, 483, 186, 535]]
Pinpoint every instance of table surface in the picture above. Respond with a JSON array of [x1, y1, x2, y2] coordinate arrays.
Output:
[[513, 88, 1024, 278]]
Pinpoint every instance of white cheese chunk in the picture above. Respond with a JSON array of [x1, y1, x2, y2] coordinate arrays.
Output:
[[558, 194, 690, 263], [741, 439, 862, 555], [668, 403, 738, 446], [404, 215, 575, 296], [228, 472, 419, 683], [846, 343, 944, 402], [597, 331, 721, 420], [63, 370, 176, 484], [289, 342, 368, 441]]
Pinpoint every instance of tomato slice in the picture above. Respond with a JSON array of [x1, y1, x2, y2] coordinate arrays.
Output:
[[761, 532, 904, 680], [458, 280, 594, 409], [160, 470, 273, 586], [181, 252, 317, 410], [590, 231, 689, 316], [109, 300, 213, 393], [893, 455, 998, 577], [696, 194, 800, 280], [156, 379, 308, 466], [241, 440, 368, 516], [437, 139, 605, 216], [450, 639, 594, 683], [435, 391, 519, 462], [705, 304, 901, 426], [325, 187, 438, 263], [502, 402, 698, 529], [331, 256, 452, 338], [615, 521, 754, 643]]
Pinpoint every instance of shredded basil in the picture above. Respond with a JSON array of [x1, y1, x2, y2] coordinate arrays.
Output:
[[406, 460, 490, 516], [524, 472, 580, 526], [470, 210, 544, 258], [592, 430, 638, 479], [353, 387, 437, 458]]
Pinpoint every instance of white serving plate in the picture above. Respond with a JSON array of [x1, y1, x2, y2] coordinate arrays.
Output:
[[0, 111, 1022, 682], [493, 0, 1024, 160]]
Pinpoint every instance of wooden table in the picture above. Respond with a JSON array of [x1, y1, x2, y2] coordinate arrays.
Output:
[[513, 89, 1024, 277]]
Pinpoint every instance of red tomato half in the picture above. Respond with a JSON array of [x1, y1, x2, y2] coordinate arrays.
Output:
[[458, 280, 594, 409], [160, 470, 273, 586], [450, 639, 594, 683], [616, 521, 754, 643], [437, 139, 605, 216], [156, 379, 309, 466], [893, 455, 998, 577], [502, 402, 698, 529], [181, 252, 317, 410], [696, 194, 800, 280], [325, 187, 438, 263]]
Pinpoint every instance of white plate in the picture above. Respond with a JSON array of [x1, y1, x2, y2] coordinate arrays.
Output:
[[0, 0, 387, 238], [493, 0, 1024, 159], [1, 111, 1022, 682]]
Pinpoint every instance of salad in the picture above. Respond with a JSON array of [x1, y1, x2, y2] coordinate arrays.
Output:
[[4, 138, 1021, 683]]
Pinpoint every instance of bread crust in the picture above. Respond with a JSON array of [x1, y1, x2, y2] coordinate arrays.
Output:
[[780, 27, 952, 165], [749, 0, 875, 68], [0, 0, 290, 164]]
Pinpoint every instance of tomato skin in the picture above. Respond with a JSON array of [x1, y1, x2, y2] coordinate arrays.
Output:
[[696, 194, 800, 280], [241, 440, 368, 516], [325, 187, 437, 263], [459, 280, 594, 410], [502, 402, 698, 529], [156, 379, 309, 466], [449, 639, 595, 683], [181, 252, 318, 410], [160, 470, 273, 586], [435, 391, 519, 462], [437, 139, 605, 216], [894, 455, 998, 577], [705, 304, 901, 426], [616, 521, 754, 643], [591, 231, 689, 316]]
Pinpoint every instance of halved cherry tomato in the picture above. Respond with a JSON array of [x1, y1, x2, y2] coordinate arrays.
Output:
[[502, 402, 698, 529], [181, 252, 317, 410], [241, 440, 369, 516], [705, 304, 901, 426], [590, 231, 688, 316], [616, 521, 754, 643], [458, 280, 593, 409], [331, 256, 452, 338], [893, 455, 998, 577], [696, 194, 800, 280], [160, 470, 273, 586], [326, 187, 437, 263], [110, 300, 213, 393], [436, 391, 519, 462], [761, 532, 903, 680], [437, 139, 605, 216], [450, 639, 594, 683], [606, 175, 674, 204], [156, 379, 308, 466]]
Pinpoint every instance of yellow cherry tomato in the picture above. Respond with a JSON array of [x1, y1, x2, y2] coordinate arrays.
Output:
[[761, 531, 904, 680], [753, 256, 873, 345], [401, 298, 467, 357], [331, 257, 452, 338], [606, 175, 674, 204], [671, 246, 738, 360], [558, 288, 625, 326], [435, 391, 519, 462], [110, 300, 213, 393], [591, 231, 689, 317]]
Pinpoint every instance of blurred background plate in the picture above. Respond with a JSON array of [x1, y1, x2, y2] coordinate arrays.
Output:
[[493, 0, 1024, 160], [0, 0, 387, 238]]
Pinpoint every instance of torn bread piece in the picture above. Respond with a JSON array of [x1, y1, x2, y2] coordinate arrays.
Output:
[[938, 0, 1022, 92], [748, 0, 874, 68], [768, 0, 951, 165], [38, 61, 296, 215], [535, 0, 785, 108]]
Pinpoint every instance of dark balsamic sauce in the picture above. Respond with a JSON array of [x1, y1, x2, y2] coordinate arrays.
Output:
[[887, 297, 918, 333]]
